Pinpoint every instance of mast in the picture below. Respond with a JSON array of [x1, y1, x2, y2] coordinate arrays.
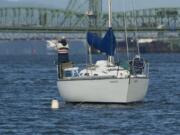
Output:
[[108, 0, 112, 28], [108, 0, 114, 65], [132, 0, 140, 57], [123, 0, 130, 61]]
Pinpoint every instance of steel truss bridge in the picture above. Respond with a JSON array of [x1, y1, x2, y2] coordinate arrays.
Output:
[[0, 0, 180, 40]]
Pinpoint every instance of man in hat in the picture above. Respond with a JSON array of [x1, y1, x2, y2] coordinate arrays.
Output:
[[56, 36, 69, 64], [56, 36, 73, 78]]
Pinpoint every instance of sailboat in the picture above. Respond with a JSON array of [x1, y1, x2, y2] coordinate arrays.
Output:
[[57, 0, 149, 103]]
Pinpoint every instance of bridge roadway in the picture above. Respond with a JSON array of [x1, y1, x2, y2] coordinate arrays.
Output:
[[0, 6, 180, 33]]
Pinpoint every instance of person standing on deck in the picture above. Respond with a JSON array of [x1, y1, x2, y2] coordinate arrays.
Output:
[[56, 36, 69, 64], [56, 36, 71, 78]]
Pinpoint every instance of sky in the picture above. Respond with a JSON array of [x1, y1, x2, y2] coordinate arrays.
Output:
[[1, 0, 180, 11]]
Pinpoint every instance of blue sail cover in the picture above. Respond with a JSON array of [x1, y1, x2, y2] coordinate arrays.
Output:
[[87, 28, 117, 56]]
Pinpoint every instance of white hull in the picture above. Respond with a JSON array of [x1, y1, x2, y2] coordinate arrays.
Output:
[[57, 77, 149, 103]]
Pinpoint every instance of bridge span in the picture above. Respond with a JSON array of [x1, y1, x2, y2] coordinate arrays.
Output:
[[0, 6, 180, 33]]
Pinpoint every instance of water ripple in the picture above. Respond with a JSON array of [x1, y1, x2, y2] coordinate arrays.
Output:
[[0, 54, 180, 135]]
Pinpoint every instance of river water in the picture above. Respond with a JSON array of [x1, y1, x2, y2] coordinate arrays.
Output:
[[0, 53, 179, 135]]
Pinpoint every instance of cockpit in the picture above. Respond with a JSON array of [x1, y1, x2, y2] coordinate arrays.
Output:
[[63, 67, 79, 78]]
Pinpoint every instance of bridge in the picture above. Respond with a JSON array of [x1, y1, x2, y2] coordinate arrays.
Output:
[[0, 0, 180, 32], [0, 0, 180, 40]]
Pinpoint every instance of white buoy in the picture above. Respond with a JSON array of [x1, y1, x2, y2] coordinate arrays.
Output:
[[51, 99, 59, 109]]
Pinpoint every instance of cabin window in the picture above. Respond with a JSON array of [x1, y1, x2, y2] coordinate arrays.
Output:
[[84, 73, 89, 76], [64, 71, 72, 77]]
